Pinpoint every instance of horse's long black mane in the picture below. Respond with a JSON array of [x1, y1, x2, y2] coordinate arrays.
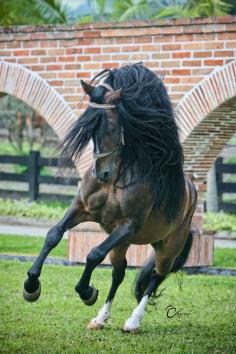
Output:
[[60, 63, 185, 221]]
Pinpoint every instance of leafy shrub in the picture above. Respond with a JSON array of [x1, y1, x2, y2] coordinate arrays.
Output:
[[0, 198, 68, 221], [203, 212, 236, 232], [1, 198, 236, 232]]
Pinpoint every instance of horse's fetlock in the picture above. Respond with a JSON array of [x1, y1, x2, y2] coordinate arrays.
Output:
[[75, 283, 82, 293]]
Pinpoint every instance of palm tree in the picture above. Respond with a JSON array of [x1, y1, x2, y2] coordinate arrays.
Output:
[[154, 0, 232, 19], [0, 0, 234, 27], [112, 0, 158, 21], [0, 0, 71, 26]]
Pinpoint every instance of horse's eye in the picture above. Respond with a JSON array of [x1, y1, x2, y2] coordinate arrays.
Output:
[[107, 129, 115, 136]]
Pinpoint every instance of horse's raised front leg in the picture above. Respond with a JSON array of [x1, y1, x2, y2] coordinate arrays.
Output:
[[87, 243, 129, 330], [75, 220, 135, 306], [23, 196, 88, 302]]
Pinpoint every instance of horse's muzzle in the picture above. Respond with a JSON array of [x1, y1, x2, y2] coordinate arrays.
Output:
[[92, 168, 110, 183]]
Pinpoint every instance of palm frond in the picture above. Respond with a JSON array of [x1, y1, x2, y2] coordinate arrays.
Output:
[[33, 0, 71, 24]]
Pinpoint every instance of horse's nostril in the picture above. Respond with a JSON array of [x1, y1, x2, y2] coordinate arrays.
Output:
[[103, 171, 109, 181]]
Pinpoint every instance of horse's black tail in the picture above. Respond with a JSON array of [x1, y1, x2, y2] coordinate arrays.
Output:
[[134, 231, 193, 303]]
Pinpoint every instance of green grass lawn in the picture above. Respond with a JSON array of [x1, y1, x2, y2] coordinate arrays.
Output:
[[0, 234, 67, 258], [213, 248, 236, 268], [0, 261, 235, 354]]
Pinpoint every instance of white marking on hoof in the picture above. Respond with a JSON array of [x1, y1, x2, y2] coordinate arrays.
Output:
[[123, 325, 140, 334], [123, 295, 149, 333], [87, 321, 104, 330], [87, 302, 112, 330], [123, 321, 140, 333]]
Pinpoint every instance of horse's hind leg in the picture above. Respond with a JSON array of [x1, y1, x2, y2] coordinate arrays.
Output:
[[123, 263, 166, 333], [123, 247, 178, 333], [124, 223, 192, 333], [87, 243, 129, 330], [23, 196, 88, 302]]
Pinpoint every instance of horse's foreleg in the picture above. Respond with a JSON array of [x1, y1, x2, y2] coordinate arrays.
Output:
[[75, 220, 135, 306], [23, 197, 87, 302], [87, 244, 129, 330]]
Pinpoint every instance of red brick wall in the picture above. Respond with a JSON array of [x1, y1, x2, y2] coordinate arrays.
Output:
[[0, 16, 235, 113], [1, 17, 235, 264]]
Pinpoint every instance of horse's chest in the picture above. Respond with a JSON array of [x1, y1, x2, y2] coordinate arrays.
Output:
[[86, 190, 120, 228]]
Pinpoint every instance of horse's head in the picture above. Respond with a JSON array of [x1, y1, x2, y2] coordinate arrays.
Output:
[[81, 80, 124, 183]]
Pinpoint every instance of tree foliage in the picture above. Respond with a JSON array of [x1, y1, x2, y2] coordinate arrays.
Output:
[[0, 95, 55, 153], [144, 0, 234, 19], [0, 0, 72, 26], [0, 0, 234, 25]]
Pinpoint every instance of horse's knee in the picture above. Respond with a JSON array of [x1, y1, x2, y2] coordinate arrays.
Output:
[[45, 225, 63, 249], [87, 247, 105, 266], [156, 256, 175, 276]]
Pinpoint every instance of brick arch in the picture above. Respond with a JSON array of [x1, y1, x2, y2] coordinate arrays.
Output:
[[0, 61, 93, 176], [177, 60, 236, 181], [177, 60, 236, 142], [0, 61, 76, 139]]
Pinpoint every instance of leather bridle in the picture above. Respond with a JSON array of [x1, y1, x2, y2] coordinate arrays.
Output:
[[88, 83, 125, 161], [93, 125, 125, 160]]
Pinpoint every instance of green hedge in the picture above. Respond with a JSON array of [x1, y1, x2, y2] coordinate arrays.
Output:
[[204, 212, 236, 232], [0, 198, 67, 220]]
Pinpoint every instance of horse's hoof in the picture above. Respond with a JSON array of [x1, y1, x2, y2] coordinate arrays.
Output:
[[122, 326, 140, 334], [82, 286, 98, 306], [23, 280, 41, 302], [87, 321, 104, 330]]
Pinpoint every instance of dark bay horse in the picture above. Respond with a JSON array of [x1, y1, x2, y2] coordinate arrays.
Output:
[[23, 64, 197, 333]]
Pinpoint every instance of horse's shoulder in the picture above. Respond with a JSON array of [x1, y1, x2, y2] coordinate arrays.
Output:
[[80, 167, 100, 201]]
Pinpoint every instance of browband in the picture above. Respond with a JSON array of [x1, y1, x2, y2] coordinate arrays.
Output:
[[99, 83, 113, 92], [88, 82, 116, 109]]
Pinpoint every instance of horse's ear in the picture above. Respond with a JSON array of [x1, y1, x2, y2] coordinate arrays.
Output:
[[81, 80, 95, 96], [105, 88, 123, 103]]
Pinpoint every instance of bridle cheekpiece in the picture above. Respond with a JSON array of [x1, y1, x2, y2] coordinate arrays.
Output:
[[89, 83, 125, 160]]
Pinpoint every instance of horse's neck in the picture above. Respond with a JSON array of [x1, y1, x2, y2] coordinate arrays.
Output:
[[113, 163, 139, 188]]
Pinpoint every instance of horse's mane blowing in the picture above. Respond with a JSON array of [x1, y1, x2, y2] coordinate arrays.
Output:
[[60, 63, 185, 221]]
